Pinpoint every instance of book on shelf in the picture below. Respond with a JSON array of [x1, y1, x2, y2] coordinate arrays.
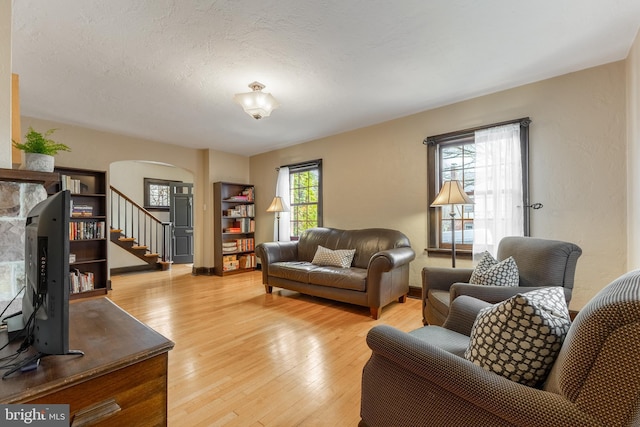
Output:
[[69, 221, 106, 240], [61, 175, 86, 194], [225, 204, 255, 218], [224, 187, 255, 203], [238, 253, 257, 269], [71, 202, 94, 217], [70, 269, 95, 293], [222, 253, 256, 271], [222, 238, 254, 253], [235, 238, 255, 252], [224, 218, 254, 233]]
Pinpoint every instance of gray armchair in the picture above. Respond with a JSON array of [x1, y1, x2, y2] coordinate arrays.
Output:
[[360, 269, 640, 427], [422, 236, 582, 325]]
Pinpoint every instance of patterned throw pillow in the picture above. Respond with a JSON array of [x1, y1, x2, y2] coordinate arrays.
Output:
[[469, 251, 519, 287], [464, 287, 571, 387], [311, 245, 356, 268]]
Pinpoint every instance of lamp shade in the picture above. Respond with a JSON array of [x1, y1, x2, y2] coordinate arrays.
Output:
[[266, 196, 289, 213], [431, 180, 473, 206], [234, 82, 279, 119]]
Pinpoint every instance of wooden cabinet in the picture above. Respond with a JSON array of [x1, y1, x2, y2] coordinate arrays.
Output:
[[213, 182, 256, 276], [51, 167, 109, 299], [0, 298, 174, 426]]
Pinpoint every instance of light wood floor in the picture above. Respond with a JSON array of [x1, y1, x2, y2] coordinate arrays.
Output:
[[108, 264, 423, 427]]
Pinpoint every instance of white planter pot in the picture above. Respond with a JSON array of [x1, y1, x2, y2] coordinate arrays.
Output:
[[24, 153, 55, 172]]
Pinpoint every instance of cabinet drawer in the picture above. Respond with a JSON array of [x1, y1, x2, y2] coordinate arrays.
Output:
[[27, 353, 169, 426]]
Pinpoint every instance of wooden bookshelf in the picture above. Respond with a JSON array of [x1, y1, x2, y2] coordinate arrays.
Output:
[[213, 182, 256, 276], [51, 167, 109, 299]]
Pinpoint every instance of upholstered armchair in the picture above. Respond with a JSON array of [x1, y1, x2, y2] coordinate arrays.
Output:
[[422, 236, 582, 325], [360, 269, 640, 427]]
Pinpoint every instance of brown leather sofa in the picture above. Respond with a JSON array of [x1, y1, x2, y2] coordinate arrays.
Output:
[[255, 227, 415, 319]]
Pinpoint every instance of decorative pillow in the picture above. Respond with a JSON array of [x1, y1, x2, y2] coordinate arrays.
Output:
[[311, 245, 356, 268], [464, 287, 571, 387], [469, 251, 519, 287]]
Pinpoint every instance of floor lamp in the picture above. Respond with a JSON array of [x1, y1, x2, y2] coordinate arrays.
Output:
[[431, 180, 474, 268], [266, 196, 289, 241]]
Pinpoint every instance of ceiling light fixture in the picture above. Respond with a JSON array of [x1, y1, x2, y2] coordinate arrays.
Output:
[[233, 81, 279, 120]]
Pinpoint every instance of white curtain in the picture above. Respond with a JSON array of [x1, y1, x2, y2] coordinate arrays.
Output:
[[274, 167, 291, 241], [473, 123, 524, 258]]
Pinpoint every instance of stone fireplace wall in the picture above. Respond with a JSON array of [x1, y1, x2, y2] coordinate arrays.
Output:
[[0, 182, 47, 316]]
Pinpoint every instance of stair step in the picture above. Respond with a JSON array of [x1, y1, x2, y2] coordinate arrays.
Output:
[[119, 237, 135, 242], [110, 229, 122, 234], [132, 245, 148, 250], [145, 253, 159, 258]]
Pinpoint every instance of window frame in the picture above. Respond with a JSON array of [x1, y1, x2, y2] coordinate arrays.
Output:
[[425, 118, 531, 254], [286, 159, 323, 240], [143, 177, 181, 211]]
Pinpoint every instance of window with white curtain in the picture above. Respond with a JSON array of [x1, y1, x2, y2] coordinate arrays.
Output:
[[274, 160, 323, 241], [425, 118, 531, 258]]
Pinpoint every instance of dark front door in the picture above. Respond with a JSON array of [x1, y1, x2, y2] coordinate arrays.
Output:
[[170, 183, 194, 264]]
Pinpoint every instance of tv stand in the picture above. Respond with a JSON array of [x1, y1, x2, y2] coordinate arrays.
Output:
[[2, 350, 85, 379], [0, 298, 174, 425]]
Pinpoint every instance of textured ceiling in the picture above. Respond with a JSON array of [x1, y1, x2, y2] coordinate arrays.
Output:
[[11, 0, 640, 156]]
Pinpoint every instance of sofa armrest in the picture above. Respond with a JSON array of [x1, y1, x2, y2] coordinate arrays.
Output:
[[421, 266, 474, 303], [363, 325, 598, 426], [441, 295, 492, 336], [450, 284, 572, 305], [255, 241, 299, 284], [368, 247, 416, 272]]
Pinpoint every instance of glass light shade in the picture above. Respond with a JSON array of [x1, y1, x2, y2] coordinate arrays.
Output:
[[431, 180, 474, 206], [266, 196, 289, 213], [234, 82, 279, 119]]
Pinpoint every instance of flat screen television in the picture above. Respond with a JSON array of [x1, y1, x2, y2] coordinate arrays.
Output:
[[6, 190, 75, 357]]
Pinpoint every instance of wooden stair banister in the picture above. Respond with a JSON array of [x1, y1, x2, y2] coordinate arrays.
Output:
[[109, 185, 172, 269]]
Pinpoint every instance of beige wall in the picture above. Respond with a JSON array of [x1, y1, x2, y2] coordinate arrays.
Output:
[[628, 30, 640, 270], [0, 0, 11, 167], [16, 117, 251, 272], [251, 61, 628, 310]]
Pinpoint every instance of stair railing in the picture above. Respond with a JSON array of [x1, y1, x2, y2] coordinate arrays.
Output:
[[110, 186, 173, 263]]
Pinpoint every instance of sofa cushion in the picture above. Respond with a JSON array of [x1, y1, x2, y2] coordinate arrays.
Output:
[[269, 261, 316, 283], [464, 287, 571, 387], [308, 266, 367, 291], [427, 289, 450, 317], [268, 261, 367, 292], [311, 245, 356, 268], [469, 251, 519, 287]]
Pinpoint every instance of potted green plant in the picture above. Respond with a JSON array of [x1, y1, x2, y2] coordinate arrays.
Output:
[[13, 127, 71, 172]]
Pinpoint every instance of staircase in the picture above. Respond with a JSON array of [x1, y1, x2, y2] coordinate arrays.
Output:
[[110, 186, 173, 272]]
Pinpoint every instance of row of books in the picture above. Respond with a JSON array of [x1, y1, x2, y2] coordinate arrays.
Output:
[[61, 175, 86, 194], [224, 218, 255, 233], [222, 238, 255, 254], [70, 270, 95, 294], [224, 204, 255, 218], [70, 221, 106, 240], [222, 253, 257, 271]]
